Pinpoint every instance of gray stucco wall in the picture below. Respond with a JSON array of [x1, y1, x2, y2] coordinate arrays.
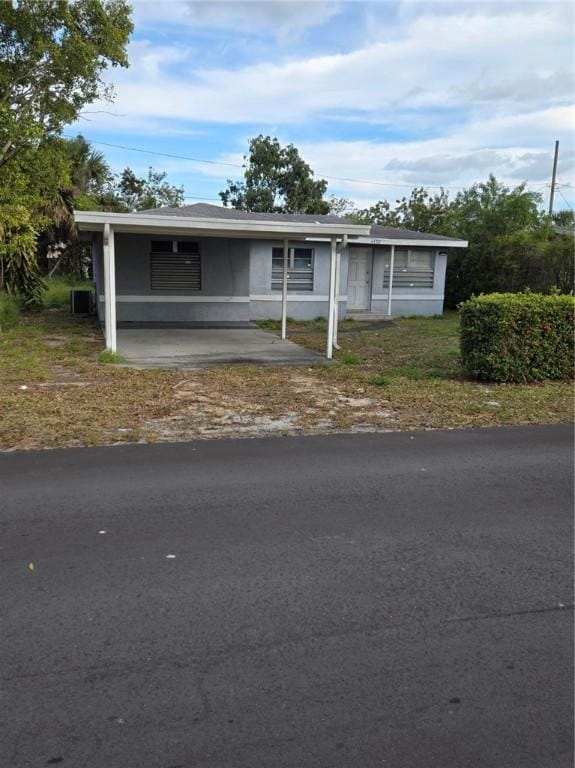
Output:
[[349, 245, 446, 317], [92, 233, 448, 324], [248, 239, 348, 321], [96, 233, 250, 322]]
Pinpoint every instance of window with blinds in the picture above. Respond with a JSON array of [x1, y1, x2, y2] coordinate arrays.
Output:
[[150, 240, 201, 291], [271, 247, 314, 292], [383, 248, 434, 289]]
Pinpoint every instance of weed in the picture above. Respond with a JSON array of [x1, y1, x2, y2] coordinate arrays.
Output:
[[341, 351, 362, 365], [99, 349, 127, 364]]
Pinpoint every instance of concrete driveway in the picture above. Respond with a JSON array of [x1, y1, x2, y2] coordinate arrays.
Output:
[[117, 326, 323, 368]]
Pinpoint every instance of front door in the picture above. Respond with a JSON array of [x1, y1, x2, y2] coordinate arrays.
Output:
[[347, 247, 372, 311]]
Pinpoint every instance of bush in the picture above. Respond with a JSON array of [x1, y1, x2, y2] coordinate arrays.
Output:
[[0, 292, 21, 330], [459, 292, 575, 382]]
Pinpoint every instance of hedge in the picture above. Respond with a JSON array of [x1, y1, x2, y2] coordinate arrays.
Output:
[[459, 292, 575, 382]]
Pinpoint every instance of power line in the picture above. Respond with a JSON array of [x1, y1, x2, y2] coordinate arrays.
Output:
[[62, 133, 556, 195], [556, 187, 573, 211], [63, 135, 243, 169]]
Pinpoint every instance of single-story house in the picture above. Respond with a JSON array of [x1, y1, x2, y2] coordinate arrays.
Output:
[[74, 203, 467, 359]]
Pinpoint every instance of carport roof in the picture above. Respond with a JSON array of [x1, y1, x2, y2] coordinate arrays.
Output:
[[74, 203, 466, 247], [74, 206, 370, 240]]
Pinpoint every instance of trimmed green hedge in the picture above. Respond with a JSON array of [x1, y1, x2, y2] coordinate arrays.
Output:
[[459, 292, 575, 382]]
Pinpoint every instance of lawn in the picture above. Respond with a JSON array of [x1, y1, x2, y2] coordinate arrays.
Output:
[[0, 309, 572, 450]]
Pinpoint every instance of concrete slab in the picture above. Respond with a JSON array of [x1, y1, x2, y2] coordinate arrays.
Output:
[[117, 327, 325, 368]]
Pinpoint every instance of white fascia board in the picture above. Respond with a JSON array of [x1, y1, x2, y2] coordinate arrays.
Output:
[[350, 236, 468, 248], [74, 211, 370, 239]]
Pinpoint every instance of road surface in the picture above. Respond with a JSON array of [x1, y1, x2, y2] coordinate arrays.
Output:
[[1, 425, 573, 767]]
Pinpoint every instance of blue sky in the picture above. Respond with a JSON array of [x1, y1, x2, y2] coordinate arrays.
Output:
[[70, 0, 575, 211]]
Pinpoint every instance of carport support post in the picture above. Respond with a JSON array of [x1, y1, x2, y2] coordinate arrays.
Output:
[[281, 239, 289, 340], [326, 237, 337, 360], [103, 222, 117, 353], [386, 244, 395, 317], [332, 235, 346, 347]]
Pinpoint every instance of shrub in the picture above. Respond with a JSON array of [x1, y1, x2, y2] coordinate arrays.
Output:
[[459, 292, 575, 382], [0, 292, 21, 330]]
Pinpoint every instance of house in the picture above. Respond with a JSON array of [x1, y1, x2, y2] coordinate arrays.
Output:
[[74, 204, 467, 360]]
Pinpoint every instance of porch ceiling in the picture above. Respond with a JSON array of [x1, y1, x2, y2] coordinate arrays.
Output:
[[74, 210, 370, 240]]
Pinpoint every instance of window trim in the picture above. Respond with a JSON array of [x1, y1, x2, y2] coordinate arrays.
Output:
[[271, 246, 315, 292]]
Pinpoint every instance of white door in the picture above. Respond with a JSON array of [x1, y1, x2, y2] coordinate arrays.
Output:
[[347, 248, 372, 310]]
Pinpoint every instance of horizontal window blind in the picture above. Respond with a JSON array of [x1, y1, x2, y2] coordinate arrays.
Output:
[[271, 247, 314, 292], [383, 248, 434, 289], [150, 241, 201, 291]]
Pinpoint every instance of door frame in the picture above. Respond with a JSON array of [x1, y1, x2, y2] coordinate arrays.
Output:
[[347, 246, 373, 312]]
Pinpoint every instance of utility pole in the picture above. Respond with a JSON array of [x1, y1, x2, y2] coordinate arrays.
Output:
[[548, 140, 559, 218]]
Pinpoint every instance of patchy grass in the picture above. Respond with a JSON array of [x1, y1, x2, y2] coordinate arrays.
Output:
[[99, 349, 127, 364], [0, 293, 20, 331], [341, 350, 362, 365], [0, 310, 572, 451]]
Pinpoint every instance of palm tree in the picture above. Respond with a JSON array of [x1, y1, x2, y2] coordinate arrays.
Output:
[[64, 135, 110, 195]]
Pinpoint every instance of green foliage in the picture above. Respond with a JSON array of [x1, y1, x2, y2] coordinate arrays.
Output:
[[42, 276, 92, 308], [0, 202, 44, 304], [0, 292, 20, 330], [350, 187, 452, 233], [459, 292, 575, 383], [0, 1, 132, 301], [220, 135, 329, 214], [64, 134, 111, 194], [445, 176, 543, 306], [116, 167, 184, 211], [0, 0, 132, 168]]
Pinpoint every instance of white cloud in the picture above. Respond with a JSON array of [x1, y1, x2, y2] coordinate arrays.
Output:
[[93, 4, 573, 126], [132, 0, 342, 38], [75, 2, 575, 208]]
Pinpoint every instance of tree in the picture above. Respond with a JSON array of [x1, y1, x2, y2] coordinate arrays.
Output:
[[219, 135, 330, 214], [0, 0, 132, 169], [0, 136, 73, 302], [327, 195, 356, 217], [116, 167, 184, 211], [64, 134, 111, 195], [0, 0, 132, 301], [445, 176, 543, 306], [350, 187, 452, 233], [552, 209, 575, 229]]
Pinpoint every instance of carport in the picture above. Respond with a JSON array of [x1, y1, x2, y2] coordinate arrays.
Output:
[[116, 325, 323, 368], [74, 209, 370, 361]]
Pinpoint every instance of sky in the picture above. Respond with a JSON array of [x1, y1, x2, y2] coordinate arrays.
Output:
[[69, 0, 575, 212]]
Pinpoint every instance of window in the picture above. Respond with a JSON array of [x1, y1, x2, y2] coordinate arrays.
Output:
[[150, 240, 201, 291], [272, 247, 314, 292], [383, 248, 434, 289]]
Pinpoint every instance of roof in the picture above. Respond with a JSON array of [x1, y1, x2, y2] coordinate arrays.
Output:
[[74, 203, 466, 246], [74, 207, 369, 240], [369, 223, 465, 243], [139, 204, 467, 247], [141, 202, 349, 225]]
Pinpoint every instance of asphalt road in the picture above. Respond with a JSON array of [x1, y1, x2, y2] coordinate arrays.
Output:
[[1, 425, 573, 768]]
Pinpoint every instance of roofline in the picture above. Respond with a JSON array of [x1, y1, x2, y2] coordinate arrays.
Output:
[[352, 235, 468, 248], [73, 210, 370, 239]]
